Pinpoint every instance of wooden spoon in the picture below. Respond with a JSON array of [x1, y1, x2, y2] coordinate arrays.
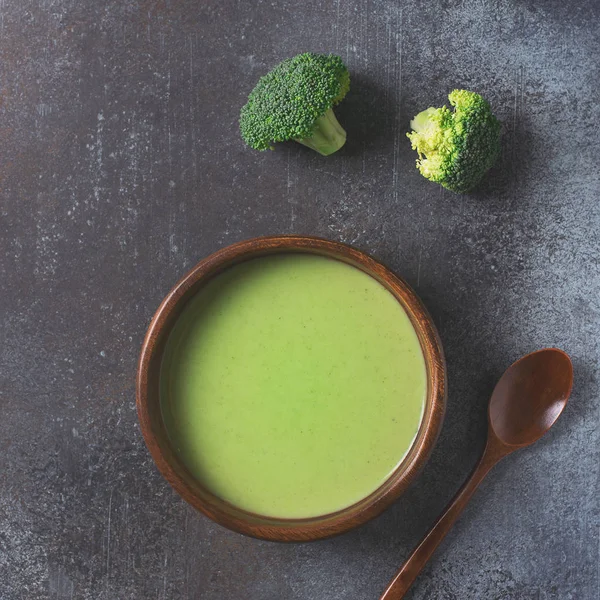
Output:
[[380, 348, 573, 600]]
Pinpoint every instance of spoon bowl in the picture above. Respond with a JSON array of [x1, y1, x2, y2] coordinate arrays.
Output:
[[489, 348, 573, 448]]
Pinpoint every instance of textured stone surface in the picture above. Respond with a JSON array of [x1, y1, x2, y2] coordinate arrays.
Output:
[[1, 1, 599, 598]]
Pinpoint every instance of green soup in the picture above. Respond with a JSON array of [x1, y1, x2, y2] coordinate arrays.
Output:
[[160, 254, 426, 519]]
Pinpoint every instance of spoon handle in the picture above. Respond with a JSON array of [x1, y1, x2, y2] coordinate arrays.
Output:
[[380, 450, 499, 600]]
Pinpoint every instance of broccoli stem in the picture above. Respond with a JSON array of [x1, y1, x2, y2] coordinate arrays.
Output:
[[295, 108, 346, 156]]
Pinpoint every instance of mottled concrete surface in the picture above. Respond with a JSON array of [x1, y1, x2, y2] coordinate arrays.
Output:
[[0, 0, 598, 598]]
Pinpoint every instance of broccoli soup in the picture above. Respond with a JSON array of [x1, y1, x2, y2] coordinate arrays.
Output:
[[160, 254, 426, 519]]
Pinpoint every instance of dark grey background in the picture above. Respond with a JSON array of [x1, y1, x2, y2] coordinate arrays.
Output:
[[1, 1, 598, 598]]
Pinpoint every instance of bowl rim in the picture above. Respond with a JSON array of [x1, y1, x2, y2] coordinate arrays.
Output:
[[136, 235, 446, 542]]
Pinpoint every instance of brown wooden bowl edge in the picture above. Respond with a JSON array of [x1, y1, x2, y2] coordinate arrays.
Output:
[[136, 235, 447, 542]]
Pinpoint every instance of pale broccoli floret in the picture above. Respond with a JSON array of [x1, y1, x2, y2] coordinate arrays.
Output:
[[407, 90, 501, 193]]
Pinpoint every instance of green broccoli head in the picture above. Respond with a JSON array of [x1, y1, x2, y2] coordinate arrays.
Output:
[[240, 53, 350, 156], [407, 89, 501, 193]]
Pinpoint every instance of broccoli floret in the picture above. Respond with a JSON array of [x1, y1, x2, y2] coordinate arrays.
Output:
[[240, 53, 350, 156], [407, 90, 501, 193]]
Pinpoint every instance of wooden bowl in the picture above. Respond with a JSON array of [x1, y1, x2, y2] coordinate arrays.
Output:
[[137, 236, 446, 542]]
